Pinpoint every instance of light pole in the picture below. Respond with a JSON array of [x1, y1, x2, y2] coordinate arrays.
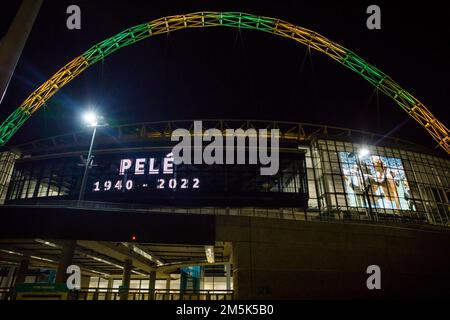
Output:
[[351, 148, 374, 221], [78, 112, 106, 203], [57, 112, 106, 290]]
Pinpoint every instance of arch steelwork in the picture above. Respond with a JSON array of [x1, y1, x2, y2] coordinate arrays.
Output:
[[0, 12, 448, 154]]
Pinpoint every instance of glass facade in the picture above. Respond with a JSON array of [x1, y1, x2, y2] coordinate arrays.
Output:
[[310, 139, 450, 224], [2, 138, 450, 226], [6, 156, 83, 201], [0, 152, 19, 204], [5, 150, 308, 208]]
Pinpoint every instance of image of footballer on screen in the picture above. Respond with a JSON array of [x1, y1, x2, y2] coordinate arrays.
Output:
[[339, 152, 416, 212]]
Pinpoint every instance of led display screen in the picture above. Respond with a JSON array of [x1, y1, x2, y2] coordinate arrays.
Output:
[[6, 150, 308, 208], [339, 152, 416, 211], [86, 151, 308, 207]]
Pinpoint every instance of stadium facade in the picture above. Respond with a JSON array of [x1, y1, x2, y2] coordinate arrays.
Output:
[[0, 119, 449, 300]]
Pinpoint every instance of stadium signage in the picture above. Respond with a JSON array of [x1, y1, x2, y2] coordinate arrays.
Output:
[[119, 153, 174, 176]]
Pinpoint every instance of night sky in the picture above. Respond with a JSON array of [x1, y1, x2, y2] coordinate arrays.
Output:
[[0, 1, 449, 151]]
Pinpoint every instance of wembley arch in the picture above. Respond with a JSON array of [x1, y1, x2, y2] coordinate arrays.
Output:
[[0, 11, 448, 154]]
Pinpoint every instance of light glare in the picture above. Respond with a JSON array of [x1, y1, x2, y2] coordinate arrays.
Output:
[[358, 148, 370, 158], [83, 111, 98, 126]]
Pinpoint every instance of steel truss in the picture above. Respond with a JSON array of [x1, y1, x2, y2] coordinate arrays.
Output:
[[14, 119, 427, 156]]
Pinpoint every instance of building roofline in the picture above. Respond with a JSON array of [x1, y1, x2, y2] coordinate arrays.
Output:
[[3, 119, 441, 157]]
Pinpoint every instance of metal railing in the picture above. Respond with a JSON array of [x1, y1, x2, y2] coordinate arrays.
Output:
[[1, 287, 233, 301], [5, 199, 313, 220], [5, 199, 441, 228]]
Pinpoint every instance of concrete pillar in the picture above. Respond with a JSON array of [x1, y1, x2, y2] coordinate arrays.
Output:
[[148, 271, 156, 300], [0, 0, 43, 104], [120, 259, 132, 300], [105, 278, 114, 300], [232, 241, 254, 300], [56, 240, 76, 284], [200, 268, 205, 291], [14, 258, 30, 288], [165, 277, 172, 300], [225, 263, 232, 291]]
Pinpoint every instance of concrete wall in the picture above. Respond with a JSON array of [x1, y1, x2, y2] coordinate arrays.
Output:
[[216, 216, 450, 299]]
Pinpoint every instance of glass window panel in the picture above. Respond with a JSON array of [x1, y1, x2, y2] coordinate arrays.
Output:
[[330, 162, 341, 174], [324, 175, 335, 193], [89, 277, 99, 288], [155, 280, 166, 290], [337, 195, 347, 207], [98, 279, 108, 289]]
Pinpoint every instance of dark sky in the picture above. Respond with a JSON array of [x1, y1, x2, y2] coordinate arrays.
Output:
[[0, 0, 449, 150]]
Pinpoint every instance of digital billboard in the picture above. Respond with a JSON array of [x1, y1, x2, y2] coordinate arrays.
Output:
[[339, 152, 416, 212], [5, 148, 308, 207], [85, 151, 308, 207], [4, 149, 308, 208]]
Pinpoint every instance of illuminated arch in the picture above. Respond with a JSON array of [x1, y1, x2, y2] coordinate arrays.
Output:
[[1, 12, 448, 154]]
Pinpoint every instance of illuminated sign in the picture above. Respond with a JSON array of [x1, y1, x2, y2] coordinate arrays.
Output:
[[78, 150, 308, 207], [119, 153, 174, 175], [339, 152, 416, 212], [92, 153, 200, 193], [5, 149, 308, 207]]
